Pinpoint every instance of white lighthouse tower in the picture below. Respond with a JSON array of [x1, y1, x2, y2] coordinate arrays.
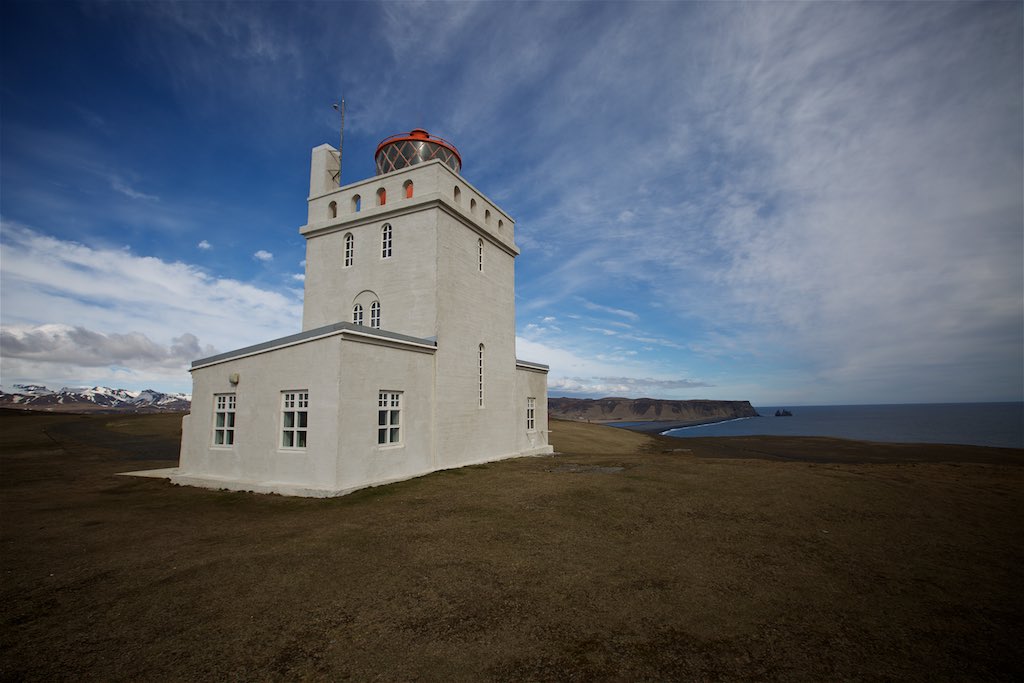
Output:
[[172, 128, 552, 497]]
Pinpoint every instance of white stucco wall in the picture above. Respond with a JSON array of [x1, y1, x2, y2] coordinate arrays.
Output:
[[431, 209, 519, 465], [178, 337, 344, 492], [302, 208, 440, 337], [515, 363, 552, 454], [335, 337, 436, 491]]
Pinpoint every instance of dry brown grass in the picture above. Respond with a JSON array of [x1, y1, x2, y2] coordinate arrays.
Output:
[[549, 417, 658, 455], [2, 410, 1022, 681]]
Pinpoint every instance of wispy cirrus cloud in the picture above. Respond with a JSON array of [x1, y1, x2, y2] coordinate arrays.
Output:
[[510, 2, 1022, 403], [580, 299, 639, 322], [110, 176, 158, 201]]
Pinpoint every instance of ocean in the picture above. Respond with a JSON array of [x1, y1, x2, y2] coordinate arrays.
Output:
[[660, 403, 1023, 449]]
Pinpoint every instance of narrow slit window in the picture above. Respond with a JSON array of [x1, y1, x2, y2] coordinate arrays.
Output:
[[478, 344, 484, 407], [352, 194, 361, 212], [281, 391, 308, 449], [377, 187, 386, 206], [404, 180, 413, 199], [344, 233, 354, 267], [328, 201, 337, 218], [381, 223, 392, 259], [370, 300, 380, 329], [454, 186, 461, 204]]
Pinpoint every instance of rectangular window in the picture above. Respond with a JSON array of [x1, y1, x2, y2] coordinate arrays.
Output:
[[281, 391, 308, 449], [527, 397, 536, 431], [377, 391, 401, 445], [344, 234, 354, 267], [213, 393, 236, 446]]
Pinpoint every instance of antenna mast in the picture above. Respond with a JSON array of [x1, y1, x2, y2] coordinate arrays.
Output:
[[332, 97, 346, 185]]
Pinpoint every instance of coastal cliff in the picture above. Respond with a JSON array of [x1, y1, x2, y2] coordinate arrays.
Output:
[[548, 397, 758, 424]]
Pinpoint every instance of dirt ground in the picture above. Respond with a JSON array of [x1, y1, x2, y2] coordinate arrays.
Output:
[[2, 410, 1022, 681]]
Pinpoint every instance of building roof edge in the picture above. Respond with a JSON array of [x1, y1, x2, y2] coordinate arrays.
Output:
[[191, 323, 437, 370]]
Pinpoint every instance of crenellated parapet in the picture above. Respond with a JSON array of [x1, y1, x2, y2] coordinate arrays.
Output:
[[302, 153, 517, 255]]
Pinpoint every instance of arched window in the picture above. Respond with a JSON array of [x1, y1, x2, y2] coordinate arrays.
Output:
[[478, 344, 484, 407], [478, 239, 483, 272], [381, 223, 392, 258], [352, 194, 361, 212], [484, 209, 491, 224], [344, 233, 354, 267], [328, 201, 338, 219], [403, 180, 413, 199], [470, 198, 477, 214], [497, 219, 504, 232], [376, 187, 386, 206], [453, 186, 461, 204], [370, 301, 380, 329], [352, 304, 363, 326]]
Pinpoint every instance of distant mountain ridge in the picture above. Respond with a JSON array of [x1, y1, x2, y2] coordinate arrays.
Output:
[[0, 384, 191, 413], [549, 396, 758, 423]]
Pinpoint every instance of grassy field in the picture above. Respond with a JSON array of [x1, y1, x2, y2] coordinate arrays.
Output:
[[1, 410, 1022, 681]]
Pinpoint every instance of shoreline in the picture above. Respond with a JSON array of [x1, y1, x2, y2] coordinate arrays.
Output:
[[591, 415, 756, 434]]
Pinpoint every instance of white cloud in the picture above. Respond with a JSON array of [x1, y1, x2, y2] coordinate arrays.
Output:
[[291, 273, 305, 282], [253, 249, 273, 262], [0, 324, 212, 367], [516, 335, 710, 400], [0, 223, 302, 391], [197, 240, 211, 250], [550, 376, 712, 397]]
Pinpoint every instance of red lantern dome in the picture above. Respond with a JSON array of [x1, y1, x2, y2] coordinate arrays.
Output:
[[374, 128, 462, 175]]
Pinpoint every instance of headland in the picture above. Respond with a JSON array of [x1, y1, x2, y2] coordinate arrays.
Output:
[[548, 396, 758, 433]]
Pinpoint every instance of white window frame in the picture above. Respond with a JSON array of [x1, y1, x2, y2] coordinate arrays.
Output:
[[527, 397, 536, 431], [377, 391, 402, 446], [344, 233, 354, 267], [212, 393, 236, 446], [353, 303, 363, 326], [281, 391, 308, 449], [381, 223, 392, 259], [370, 300, 380, 329]]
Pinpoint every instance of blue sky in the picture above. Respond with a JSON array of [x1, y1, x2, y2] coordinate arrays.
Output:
[[1, 1, 1021, 404]]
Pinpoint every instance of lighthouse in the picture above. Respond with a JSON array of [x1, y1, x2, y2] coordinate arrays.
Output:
[[170, 128, 552, 497]]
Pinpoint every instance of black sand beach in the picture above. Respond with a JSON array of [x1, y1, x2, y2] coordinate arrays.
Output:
[[598, 416, 744, 434]]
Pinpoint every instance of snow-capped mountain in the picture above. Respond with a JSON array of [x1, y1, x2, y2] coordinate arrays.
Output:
[[0, 384, 191, 413]]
